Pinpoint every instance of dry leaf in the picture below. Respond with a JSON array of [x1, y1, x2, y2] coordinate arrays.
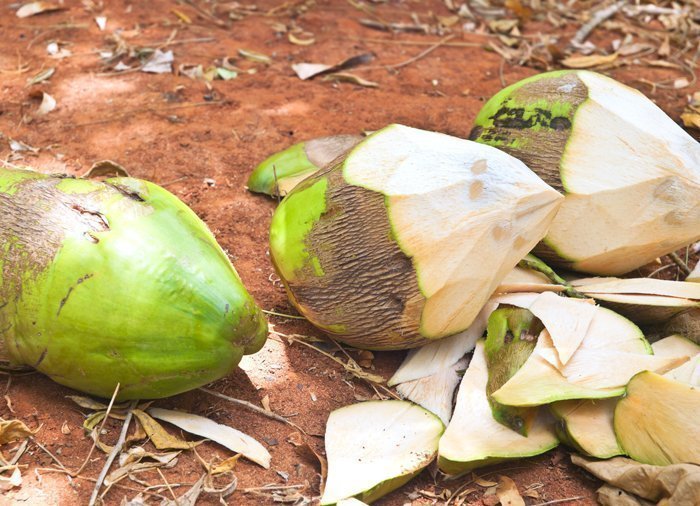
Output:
[[36, 92, 56, 115], [496, 476, 525, 506], [67, 395, 109, 410], [27, 67, 55, 85], [291, 53, 373, 80], [132, 409, 198, 451], [141, 50, 173, 74], [61, 422, 71, 435], [238, 49, 272, 64], [597, 485, 654, 506], [171, 9, 191, 24], [211, 455, 240, 475], [261, 395, 272, 413], [474, 474, 499, 488], [673, 78, 690, 89], [95, 16, 107, 30], [0, 419, 36, 444], [681, 111, 700, 129], [572, 454, 700, 506], [148, 407, 271, 468], [161, 475, 206, 506], [324, 72, 378, 88], [488, 19, 519, 34], [561, 53, 618, 69], [0, 467, 22, 491], [83, 160, 131, 179], [288, 32, 315, 46], [16, 1, 62, 18]]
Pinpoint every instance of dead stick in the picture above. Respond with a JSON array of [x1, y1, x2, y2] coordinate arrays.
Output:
[[88, 401, 137, 506], [74, 101, 226, 127], [388, 34, 456, 70], [570, 1, 626, 46], [198, 387, 308, 434], [668, 251, 691, 276]]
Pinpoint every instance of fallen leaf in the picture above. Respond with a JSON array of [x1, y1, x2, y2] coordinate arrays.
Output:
[[161, 474, 206, 506], [496, 476, 525, 506], [35, 92, 56, 115], [211, 455, 240, 475], [292, 53, 373, 80], [107, 449, 179, 486], [473, 474, 499, 488], [561, 53, 618, 68], [673, 78, 690, 89], [132, 409, 198, 451], [597, 484, 653, 505], [681, 111, 700, 129], [488, 19, 519, 34], [572, 454, 700, 506], [9, 139, 39, 153], [148, 407, 271, 468], [0, 420, 36, 444], [61, 422, 71, 435], [67, 395, 109, 410], [216, 67, 238, 80], [94, 16, 106, 30], [261, 395, 272, 413], [0, 467, 22, 491], [16, 1, 62, 18], [238, 49, 272, 64], [83, 160, 131, 179], [27, 67, 55, 85], [288, 31, 315, 46], [171, 9, 192, 24], [324, 72, 378, 88], [141, 50, 173, 74]]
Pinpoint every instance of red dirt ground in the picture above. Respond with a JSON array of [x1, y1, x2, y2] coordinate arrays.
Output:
[[0, 1, 698, 505]]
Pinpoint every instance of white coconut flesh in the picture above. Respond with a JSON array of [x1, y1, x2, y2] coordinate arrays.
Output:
[[570, 277, 700, 323], [550, 398, 623, 459], [495, 266, 564, 294], [549, 337, 699, 459], [652, 334, 700, 386], [320, 400, 444, 505], [688, 262, 700, 282], [395, 357, 467, 425], [489, 294, 688, 406], [343, 124, 563, 338], [614, 371, 700, 466], [438, 341, 558, 475], [550, 72, 700, 275], [388, 301, 498, 387]]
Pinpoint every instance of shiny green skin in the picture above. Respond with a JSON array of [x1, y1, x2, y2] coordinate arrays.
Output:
[[247, 141, 316, 196], [0, 167, 267, 400]]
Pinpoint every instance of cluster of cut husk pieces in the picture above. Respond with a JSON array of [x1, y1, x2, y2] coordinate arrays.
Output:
[[249, 69, 700, 504]]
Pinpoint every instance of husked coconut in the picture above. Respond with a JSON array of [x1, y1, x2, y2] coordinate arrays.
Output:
[[269, 124, 563, 349], [471, 70, 700, 275]]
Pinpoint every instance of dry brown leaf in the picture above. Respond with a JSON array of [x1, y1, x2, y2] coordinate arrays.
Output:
[[561, 53, 618, 69], [132, 409, 198, 451], [35, 92, 56, 115], [0, 419, 36, 444], [597, 485, 654, 506], [261, 395, 272, 413], [324, 72, 378, 88], [488, 19, 519, 34], [288, 32, 315, 46], [572, 454, 700, 505], [681, 111, 700, 129], [67, 395, 110, 411], [238, 49, 272, 64], [474, 474, 499, 487], [496, 476, 525, 506], [291, 53, 373, 80], [83, 160, 131, 179], [16, 1, 62, 18], [0, 467, 22, 491], [211, 455, 240, 475]]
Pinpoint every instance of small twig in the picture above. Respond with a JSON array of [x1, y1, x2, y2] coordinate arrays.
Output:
[[74, 101, 226, 127], [668, 251, 691, 276], [31, 438, 70, 473], [157, 467, 178, 502], [262, 309, 306, 320], [532, 497, 586, 506], [88, 400, 137, 506], [73, 383, 120, 477], [198, 388, 308, 435], [570, 1, 626, 47], [385, 34, 456, 71]]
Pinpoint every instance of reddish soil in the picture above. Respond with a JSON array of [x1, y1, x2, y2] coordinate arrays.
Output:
[[0, 1, 697, 505]]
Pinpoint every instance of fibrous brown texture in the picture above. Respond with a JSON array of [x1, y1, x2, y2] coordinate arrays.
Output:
[[286, 167, 426, 350]]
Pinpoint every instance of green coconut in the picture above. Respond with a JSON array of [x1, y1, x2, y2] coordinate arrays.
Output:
[[247, 135, 362, 197], [269, 124, 563, 350], [0, 166, 267, 400], [471, 70, 700, 276]]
